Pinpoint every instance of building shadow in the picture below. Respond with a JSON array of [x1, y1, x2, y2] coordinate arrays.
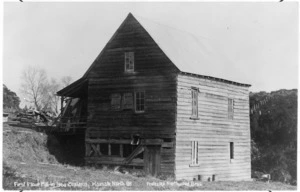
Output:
[[46, 133, 85, 166]]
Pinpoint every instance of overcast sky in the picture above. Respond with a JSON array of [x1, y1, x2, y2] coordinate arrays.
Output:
[[3, 2, 298, 107]]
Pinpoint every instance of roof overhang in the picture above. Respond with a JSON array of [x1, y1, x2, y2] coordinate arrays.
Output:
[[180, 71, 251, 87], [57, 78, 88, 98]]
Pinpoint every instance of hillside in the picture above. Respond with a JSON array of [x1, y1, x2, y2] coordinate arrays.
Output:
[[3, 123, 296, 190], [3, 84, 20, 112], [250, 89, 297, 184]]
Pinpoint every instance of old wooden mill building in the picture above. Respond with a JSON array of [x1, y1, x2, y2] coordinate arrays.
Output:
[[57, 13, 251, 181]]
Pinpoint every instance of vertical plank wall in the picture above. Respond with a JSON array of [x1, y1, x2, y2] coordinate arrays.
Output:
[[175, 74, 251, 181]]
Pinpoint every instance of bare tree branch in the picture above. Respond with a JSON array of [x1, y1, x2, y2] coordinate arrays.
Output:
[[61, 76, 73, 87], [20, 65, 48, 111]]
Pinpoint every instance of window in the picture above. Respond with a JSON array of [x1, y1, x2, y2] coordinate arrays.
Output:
[[122, 93, 133, 109], [135, 91, 145, 112], [111, 94, 121, 110], [110, 144, 121, 156], [228, 98, 234, 119], [191, 88, 198, 119], [125, 52, 134, 72], [230, 142, 234, 160], [191, 141, 198, 165]]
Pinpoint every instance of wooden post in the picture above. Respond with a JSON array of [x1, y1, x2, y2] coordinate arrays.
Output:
[[85, 143, 91, 157], [60, 96, 64, 114], [144, 147, 149, 175], [120, 144, 123, 157], [108, 143, 111, 156], [96, 144, 101, 156]]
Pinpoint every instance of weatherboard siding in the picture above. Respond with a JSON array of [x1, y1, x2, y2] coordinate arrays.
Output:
[[85, 13, 178, 139], [57, 13, 252, 178], [86, 14, 178, 79], [85, 14, 177, 175], [87, 76, 177, 138], [175, 74, 251, 181], [86, 76, 177, 175]]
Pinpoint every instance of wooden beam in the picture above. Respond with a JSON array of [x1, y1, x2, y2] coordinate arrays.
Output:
[[85, 138, 164, 146], [60, 122, 87, 126], [89, 150, 94, 157], [85, 156, 143, 167], [85, 138, 131, 144], [123, 145, 144, 165], [142, 139, 163, 145], [162, 142, 174, 148], [60, 96, 64, 114], [91, 144, 101, 156], [85, 143, 94, 157]]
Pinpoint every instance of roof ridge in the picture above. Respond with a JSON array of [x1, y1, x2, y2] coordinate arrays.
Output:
[[81, 13, 250, 86], [133, 14, 213, 43]]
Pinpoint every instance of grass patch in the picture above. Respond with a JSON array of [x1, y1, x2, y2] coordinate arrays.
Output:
[[2, 124, 297, 190]]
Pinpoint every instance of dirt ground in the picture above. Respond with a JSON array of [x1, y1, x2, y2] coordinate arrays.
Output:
[[2, 123, 297, 191]]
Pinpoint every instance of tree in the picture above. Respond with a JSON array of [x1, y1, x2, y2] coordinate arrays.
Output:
[[41, 76, 73, 114], [3, 84, 20, 111], [20, 65, 48, 111], [20, 65, 74, 115], [61, 76, 73, 87], [42, 78, 61, 114], [250, 89, 297, 184]]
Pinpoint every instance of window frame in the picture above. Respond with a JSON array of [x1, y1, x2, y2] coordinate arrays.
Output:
[[190, 87, 199, 119], [190, 141, 199, 167], [134, 91, 145, 113], [124, 52, 134, 73], [228, 98, 234, 119], [110, 93, 122, 111], [122, 92, 134, 110], [230, 142, 234, 161]]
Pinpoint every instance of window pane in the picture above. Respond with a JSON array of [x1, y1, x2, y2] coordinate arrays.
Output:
[[230, 142, 234, 159], [125, 52, 134, 72], [111, 94, 121, 110], [122, 93, 133, 109], [191, 89, 198, 118], [191, 141, 198, 165], [135, 91, 145, 112], [228, 99, 234, 119]]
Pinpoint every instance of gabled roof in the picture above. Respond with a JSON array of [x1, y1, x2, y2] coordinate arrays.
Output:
[[84, 13, 250, 87], [59, 13, 250, 96], [133, 14, 250, 86]]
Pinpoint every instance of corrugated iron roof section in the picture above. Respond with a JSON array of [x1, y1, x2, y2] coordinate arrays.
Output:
[[69, 13, 251, 93], [133, 13, 250, 86]]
